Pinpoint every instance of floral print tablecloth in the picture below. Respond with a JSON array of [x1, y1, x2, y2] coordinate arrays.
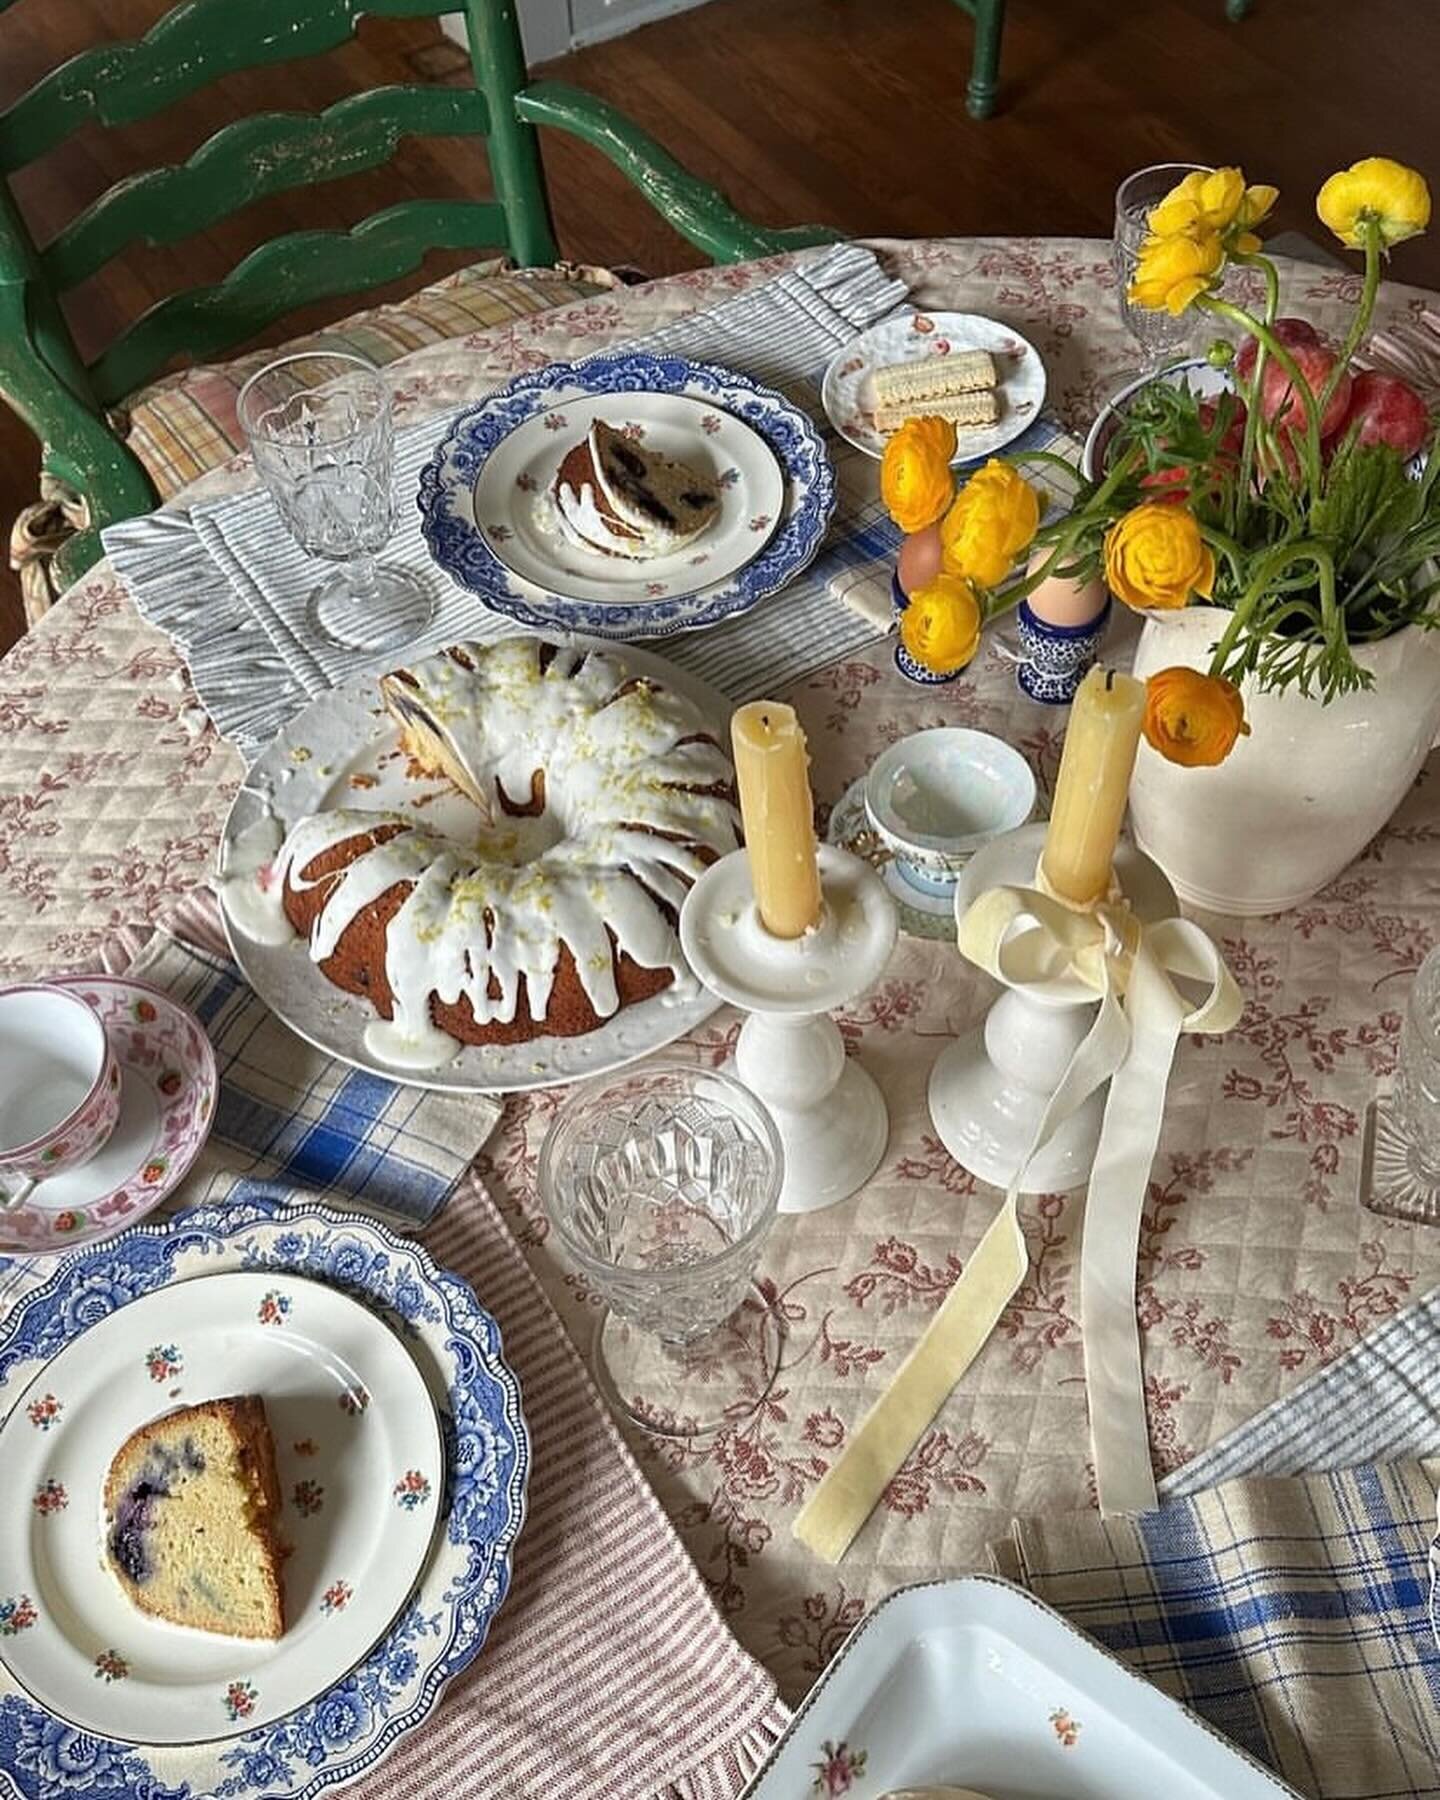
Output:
[[2, 239, 1438, 1708]]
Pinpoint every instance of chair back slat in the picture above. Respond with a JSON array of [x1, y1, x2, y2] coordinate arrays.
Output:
[[89, 198, 506, 403], [0, 0, 457, 172], [45, 86, 492, 291]]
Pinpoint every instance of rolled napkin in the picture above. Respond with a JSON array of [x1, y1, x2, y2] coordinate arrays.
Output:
[[996, 1460, 1440, 1800]]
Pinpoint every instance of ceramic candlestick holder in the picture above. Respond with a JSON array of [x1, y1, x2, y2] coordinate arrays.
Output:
[[927, 821, 1178, 1194], [680, 845, 899, 1214]]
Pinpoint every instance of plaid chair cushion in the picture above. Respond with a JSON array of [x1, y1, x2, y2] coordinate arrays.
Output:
[[120, 258, 618, 499]]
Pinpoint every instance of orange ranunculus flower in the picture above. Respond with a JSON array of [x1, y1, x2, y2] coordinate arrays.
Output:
[[1143, 667, 1250, 767], [1317, 157, 1431, 249], [1127, 229, 1226, 315], [899, 573, 983, 675], [937, 457, 1040, 588], [1103, 501, 1216, 612], [880, 415, 957, 533]]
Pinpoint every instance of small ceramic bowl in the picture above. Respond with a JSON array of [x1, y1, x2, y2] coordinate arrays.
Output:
[[863, 728, 1037, 900]]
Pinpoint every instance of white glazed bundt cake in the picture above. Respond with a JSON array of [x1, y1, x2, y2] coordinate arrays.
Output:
[[104, 1396, 287, 1640], [264, 638, 741, 1065]]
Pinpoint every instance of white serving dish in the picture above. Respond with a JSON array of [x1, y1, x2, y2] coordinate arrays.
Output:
[[741, 1577, 1300, 1799], [217, 639, 733, 1094], [863, 728, 1035, 902]]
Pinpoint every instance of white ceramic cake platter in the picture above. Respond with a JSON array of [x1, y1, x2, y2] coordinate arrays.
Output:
[[0, 1270, 441, 1746], [740, 1577, 1301, 1800], [472, 390, 783, 604], [0, 1194, 529, 1800], [217, 640, 731, 1093], [0, 975, 217, 1258], [418, 349, 835, 641], [821, 311, 1048, 463]]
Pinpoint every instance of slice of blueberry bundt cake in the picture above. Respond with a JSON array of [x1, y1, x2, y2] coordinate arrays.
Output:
[[104, 1396, 287, 1639]]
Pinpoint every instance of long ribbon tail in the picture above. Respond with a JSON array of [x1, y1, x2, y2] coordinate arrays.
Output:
[[1084, 918, 1241, 1515], [793, 980, 1131, 1564]]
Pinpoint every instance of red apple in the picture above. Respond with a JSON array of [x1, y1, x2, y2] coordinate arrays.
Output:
[[1256, 342, 1352, 440], [1234, 317, 1321, 384], [1199, 395, 1248, 459], [1333, 370, 1430, 459]]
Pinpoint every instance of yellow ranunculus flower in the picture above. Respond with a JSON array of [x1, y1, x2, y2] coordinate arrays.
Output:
[[1127, 229, 1226, 316], [1317, 157, 1431, 249], [937, 458, 1040, 588], [1143, 667, 1250, 767], [880, 415, 958, 534], [1147, 167, 1277, 249], [1104, 502, 1216, 612], [899, 574, 982, 675]]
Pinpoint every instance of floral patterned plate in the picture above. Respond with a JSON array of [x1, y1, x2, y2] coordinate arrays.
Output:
[[0, 976, 217, 1258], [0, 1270, 441, 1745], [0, 1194, 528, 1800], [471, 389, 783, 605], [418, 349, 835, 640], [821, 312, 1047, 464], [740, 1577, 1299, 1799]]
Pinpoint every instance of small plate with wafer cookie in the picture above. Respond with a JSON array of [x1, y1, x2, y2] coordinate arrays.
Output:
[[822, 310, 1047, 462]]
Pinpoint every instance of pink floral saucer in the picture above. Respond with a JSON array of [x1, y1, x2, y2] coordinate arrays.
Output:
[[0, 976, 217, 1256]]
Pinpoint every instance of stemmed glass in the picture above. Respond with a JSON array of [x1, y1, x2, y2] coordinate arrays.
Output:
[[1361, 945, 1440, 1224], [540, 1062, 784, 1436], [1113, 162, 1210, 377], [237, 351, 435, 653]]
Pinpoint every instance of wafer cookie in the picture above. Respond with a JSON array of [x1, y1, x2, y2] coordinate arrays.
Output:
[[873, 349, 997, 406], [873, 389, 1000, 435]]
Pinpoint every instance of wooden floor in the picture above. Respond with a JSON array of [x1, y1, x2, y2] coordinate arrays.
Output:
[[3, 0, 1439, 650]]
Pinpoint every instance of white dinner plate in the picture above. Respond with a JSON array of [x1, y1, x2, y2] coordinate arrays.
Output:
[[0, 1271, 443, 1745], [217, 639, 731, 1094], [822, 311, 1048, 463], [741, 1577, 1300, 1798], [473, 392, 783, 604]]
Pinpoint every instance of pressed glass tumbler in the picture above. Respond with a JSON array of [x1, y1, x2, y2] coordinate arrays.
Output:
[[539, 1062, 784, 1435], [1113, 163, 1209, 375]]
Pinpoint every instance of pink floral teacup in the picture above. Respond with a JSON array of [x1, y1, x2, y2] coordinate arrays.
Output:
[[0, 984, 121, 1211]]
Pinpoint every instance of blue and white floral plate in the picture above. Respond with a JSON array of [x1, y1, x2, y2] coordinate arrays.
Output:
[[417, 350, 835, 640], [0, 1193, 529, 1800]]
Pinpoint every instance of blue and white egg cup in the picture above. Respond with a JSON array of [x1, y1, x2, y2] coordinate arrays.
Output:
[[1015, 596, 1112, 704]]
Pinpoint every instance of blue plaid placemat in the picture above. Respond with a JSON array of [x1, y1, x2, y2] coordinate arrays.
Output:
[[999, 1292, 1440, 1799], [0, 931, 501, 1314]]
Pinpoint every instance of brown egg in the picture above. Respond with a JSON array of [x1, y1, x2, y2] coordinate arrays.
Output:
[[896, 524, 944, 596]]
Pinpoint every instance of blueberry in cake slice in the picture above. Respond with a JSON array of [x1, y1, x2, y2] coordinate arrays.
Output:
[[552, 419, 721, 559], [105, 1396, 287, 1639]]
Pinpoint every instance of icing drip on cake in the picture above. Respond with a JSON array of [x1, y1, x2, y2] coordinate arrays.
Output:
[[233, 639, 740, 1068]]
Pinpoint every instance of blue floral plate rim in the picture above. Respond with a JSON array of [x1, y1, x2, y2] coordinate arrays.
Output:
[[0, 1190, 530, 1800], [416, 348, 836, 641]]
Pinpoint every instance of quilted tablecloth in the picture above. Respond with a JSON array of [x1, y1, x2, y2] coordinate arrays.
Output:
[[3, 238, 1439, 1709]]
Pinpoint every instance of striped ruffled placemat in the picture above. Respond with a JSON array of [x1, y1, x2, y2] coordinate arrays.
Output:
[[103, 244, 912, 763]]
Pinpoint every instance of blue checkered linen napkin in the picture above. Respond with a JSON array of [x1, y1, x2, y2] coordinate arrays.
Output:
[[997, 1295, 1440, 1799], [0, 930, 501, 1315]]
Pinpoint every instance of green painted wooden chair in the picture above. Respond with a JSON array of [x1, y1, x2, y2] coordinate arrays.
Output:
[[0, 0, 836, 604], [957, 0, 1255, 120]]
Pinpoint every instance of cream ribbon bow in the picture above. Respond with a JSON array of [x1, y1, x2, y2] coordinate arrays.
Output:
[[793, 884, 1240, 1564]]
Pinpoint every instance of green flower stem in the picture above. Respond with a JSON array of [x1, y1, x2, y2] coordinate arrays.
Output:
[[1233, 250, 1280, 327], [1198, 521, 1248, 584], [1318, 217, 1383, 420], [1205, 537, 1337, 679], [978, 446, 1143, 622], [1200, 295, 1325, 494], [1007, 448, 1085, 484]]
